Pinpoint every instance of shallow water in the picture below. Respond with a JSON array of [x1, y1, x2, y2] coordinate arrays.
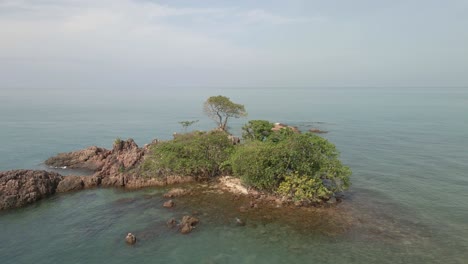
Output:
[[0, 87, 467, 263]]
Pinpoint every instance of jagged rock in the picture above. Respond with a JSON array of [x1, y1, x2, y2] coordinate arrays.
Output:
[[125, 233, 136, 245], [45, 146, 110, 171], [163, 200, 175, 208], [0, 170, 63, 210], [46, 139, 146, 187], [98, 139, 145, 179]]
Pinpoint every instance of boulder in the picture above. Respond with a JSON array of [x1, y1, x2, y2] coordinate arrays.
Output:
[[166, 218, 177, 228], [0, 170, 63, 210], [179, 215, 199, 234], [180, 223, 192, 234], [125, 233, 137, 245]]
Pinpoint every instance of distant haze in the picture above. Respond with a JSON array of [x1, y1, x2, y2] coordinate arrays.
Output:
[[1, 0, 467, 89]]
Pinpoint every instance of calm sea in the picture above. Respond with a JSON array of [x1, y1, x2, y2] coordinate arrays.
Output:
[[0, 87, 467, 263]]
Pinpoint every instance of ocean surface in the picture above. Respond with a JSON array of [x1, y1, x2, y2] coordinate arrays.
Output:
[[0, 87, 467, 263]]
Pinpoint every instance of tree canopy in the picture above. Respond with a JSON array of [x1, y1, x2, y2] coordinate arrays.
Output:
[[203, 95, 247, 131]]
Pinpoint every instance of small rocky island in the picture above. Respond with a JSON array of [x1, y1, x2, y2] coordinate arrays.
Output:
[[0, 96, 351, 239]]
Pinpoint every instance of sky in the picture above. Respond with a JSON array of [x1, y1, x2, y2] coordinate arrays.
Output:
[[0, 0, 467, 88]]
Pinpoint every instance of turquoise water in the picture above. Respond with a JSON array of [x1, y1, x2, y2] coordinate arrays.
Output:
[[0, 87, 467, 263]]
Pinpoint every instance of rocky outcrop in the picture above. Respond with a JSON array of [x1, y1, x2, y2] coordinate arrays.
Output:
[[45, 138, 163, 189], [97, 139, 145, 178], [45, 139, 146, 177], [0, 170, 63, 210], [45, 146, 110, 171]]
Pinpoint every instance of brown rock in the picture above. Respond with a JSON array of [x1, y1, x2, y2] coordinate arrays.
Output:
[[125, 233, 137, 244], [0, 170, 63, 210], [163, 200, 175, 208], [179, 215, 199, 234], [180, 223, 192, 234]]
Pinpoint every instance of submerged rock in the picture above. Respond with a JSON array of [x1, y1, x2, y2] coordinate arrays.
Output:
[[235, 217, 246, 226], [309, 128, 328, 134], [166, 218, 177, 228], [125, 233, 137, 245], [0, 170, 63, 210], [163, 188, 190, 198], [163, 200, 175, 208]]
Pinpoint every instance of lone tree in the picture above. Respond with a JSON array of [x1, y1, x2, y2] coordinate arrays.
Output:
[[203, 95, 247, 131]]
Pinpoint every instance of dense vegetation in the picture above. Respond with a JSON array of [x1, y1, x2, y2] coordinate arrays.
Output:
[[140, 131, 234, 178], [231, 123, 351, 201], [139, 96, 351, 202], [140, 120, 351, 202]]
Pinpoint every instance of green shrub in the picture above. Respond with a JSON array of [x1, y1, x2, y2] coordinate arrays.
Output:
[[229, 141, 285, 190], [140, 131, 234, 178], [277, 173, 332, 202], [242, 120, 274, 141], [229, 132, 351, 198]]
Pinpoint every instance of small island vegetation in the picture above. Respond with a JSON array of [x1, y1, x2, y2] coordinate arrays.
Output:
[[139, 96, 351, 204]]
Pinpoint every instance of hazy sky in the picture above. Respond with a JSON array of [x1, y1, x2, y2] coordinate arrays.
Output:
[[1, 0, 467, 88]]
